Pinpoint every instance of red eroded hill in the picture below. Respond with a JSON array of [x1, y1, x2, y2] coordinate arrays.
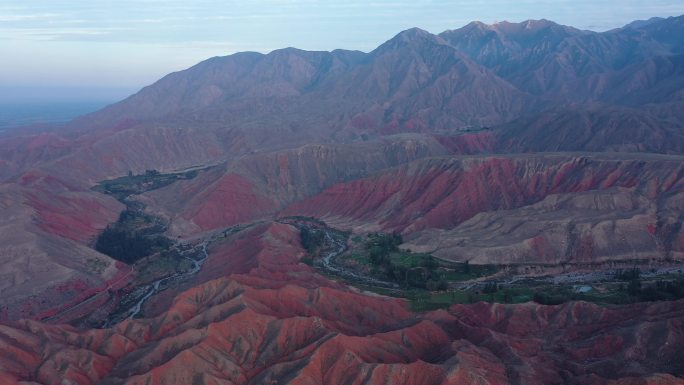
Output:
[[0, 169, 126, 322], [0, 16, 683, 385], [142, 135, 450, 235], [0, 222, 682, 385], [283, 154, 684, 263]]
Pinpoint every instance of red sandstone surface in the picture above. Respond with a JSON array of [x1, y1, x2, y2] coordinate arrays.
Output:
[[0, 223, 682, 385], [0, 16, 683, 385], [283, 154, 684, 263]]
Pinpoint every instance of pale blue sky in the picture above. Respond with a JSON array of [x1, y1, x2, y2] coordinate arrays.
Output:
[[1, 0, 683, 101]]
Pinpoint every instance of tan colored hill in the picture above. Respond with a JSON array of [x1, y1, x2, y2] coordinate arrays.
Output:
[[0, 223, 682, 385], [282, 153, 684, 264], [0, 15, 683, 384]]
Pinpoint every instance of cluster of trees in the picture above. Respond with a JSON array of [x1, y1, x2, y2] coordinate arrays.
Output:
[[136, 169, 178, 191], [95, 204, 172, 264], [533, 289, 575, 305], [475, 283, 515, 303], [98, 168, 204, 203], [367, 232, 403, 264], [104, 169, 201, 201], [300, 227, 325, 254], [143, 169, 160, 178], [613, 268, 643, 296], [614, 268, 641, 281], [425, 276, 449, 291], [365, 233, 448, 290], [381, 263, 448, 291], [482, 282, 499, 294], [646, 279, 684, 299], [530, 267, 684, 305], [95, 225, 171, 264], [619, 276, 684, 302]]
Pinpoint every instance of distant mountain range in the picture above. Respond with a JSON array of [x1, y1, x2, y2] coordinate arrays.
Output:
[[73, 15, 684, 155], [0, 101, 113, 130], [0, 15, 683, 385]]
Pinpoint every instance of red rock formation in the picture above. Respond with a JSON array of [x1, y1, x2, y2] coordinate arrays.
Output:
[[0, 16, 683, 385], [283, 154, 684, 263], [0, 174, 124, 321], [143, 135, 449, 235], [0, 222, 681, 385]]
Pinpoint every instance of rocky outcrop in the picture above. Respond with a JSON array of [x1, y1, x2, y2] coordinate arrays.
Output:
[[0, 222, 682, 385], [142, 135, 449, 235], [0, 173, 124, 321], [284, 154, 684, 263], [0, 16, 683, 384]]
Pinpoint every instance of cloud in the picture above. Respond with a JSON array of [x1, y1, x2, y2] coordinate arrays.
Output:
[[0, 13, 62, 22], [0, 27, 123, 41], [1, 0, 683, 90]]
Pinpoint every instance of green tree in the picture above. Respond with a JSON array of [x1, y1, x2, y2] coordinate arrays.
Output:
[[627, 278, 641, 296]]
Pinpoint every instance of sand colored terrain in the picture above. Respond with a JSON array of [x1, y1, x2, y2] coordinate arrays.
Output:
[[279, 153, 684, 263], [0, 223, 682, 385], [0, 16, 682, 384]]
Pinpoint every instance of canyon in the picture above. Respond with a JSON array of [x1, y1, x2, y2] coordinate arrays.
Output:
[[0, 15, 683, 384]]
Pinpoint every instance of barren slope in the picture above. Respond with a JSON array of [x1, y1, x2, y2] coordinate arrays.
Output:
[[0, 222, 682, 385], [0, 16, 682, 385], [142, 135, 450, 235], [283, 154, 684, 264]]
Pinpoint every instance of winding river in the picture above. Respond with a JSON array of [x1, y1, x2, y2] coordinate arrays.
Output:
[[319, 229, 397, 288], [103, 240, 210, 327]]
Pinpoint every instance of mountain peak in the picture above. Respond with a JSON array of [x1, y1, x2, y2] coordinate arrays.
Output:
[[395, 27, 433, 40], [267, 46, 321, 56], [490, 18, 567, 34], [444, 19, 580, 41], [624, 16, 665, 29], [523, 18, 556, 28], [464, 21, 491, 29], [372, 27, 447, 54], [387, 27, 445, 45]]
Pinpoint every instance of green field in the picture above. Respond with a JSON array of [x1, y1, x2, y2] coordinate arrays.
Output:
[[94, 169, 199, 201], [306, 227, 684, 312]]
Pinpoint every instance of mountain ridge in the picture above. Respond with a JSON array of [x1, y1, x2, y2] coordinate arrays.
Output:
[[0, 15, 683, 385]]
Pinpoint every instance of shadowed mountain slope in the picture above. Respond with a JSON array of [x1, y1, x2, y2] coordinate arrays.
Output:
[[0, 15, 683, 385], [0, 15, 683, 320], [0, 223, 682, 385]]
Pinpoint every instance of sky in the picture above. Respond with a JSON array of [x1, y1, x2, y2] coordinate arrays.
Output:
[[1, 0, 683, 102]]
